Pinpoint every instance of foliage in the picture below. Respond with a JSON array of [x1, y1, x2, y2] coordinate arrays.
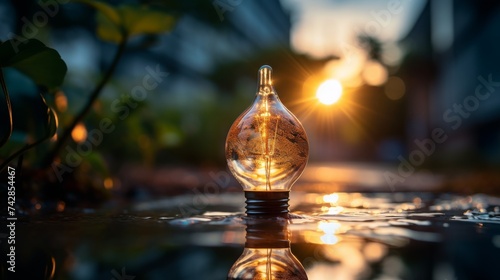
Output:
[[0, 39, 67, 88], [0, 39, 66, 171], [75, 0, 176, 42], [1, 0, 177, 206], [45, 0, 177, 167]]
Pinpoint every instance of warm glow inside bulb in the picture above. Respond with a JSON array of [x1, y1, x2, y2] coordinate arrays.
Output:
[[225, 65, 309, 192], [227, 219, 308, 279], [316, 79, 342, 105]]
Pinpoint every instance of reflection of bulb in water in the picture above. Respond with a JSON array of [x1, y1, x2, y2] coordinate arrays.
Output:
[[227, 218, 308, 280], [225, 65, 309, 216]]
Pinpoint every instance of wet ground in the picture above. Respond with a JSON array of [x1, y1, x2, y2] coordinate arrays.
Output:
[[3, 189, 500, 280]]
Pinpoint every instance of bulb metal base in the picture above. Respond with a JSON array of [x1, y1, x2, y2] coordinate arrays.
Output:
[[245, 216, 289, 248], [244, 191, 289, 217]]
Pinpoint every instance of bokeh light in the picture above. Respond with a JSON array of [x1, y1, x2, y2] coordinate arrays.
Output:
[[71, 123, 87, 143], [384, 76, 406, 100], [104, 178, 114, 190], [361, 60, 388, 86], [55, 91, 68, 112]]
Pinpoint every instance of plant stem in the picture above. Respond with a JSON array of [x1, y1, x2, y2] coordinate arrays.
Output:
[[1, 131, 48, 172], [43, 38, 128, 167], [0, 68, 13, 147], [0, 94, 58, 172]]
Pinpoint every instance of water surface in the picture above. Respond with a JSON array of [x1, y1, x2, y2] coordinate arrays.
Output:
[[4, 191, 500, 280]]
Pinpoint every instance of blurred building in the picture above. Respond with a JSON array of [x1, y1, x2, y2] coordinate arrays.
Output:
[[154, 0, 291, 80], [400, 0, 500, 165]]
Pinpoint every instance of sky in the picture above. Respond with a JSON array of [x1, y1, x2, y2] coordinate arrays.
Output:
[[281, 0, 427, 59]]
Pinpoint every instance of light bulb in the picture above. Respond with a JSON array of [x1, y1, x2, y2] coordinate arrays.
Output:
[[225, 65, 309, 216], [227, 218, 308, 280]]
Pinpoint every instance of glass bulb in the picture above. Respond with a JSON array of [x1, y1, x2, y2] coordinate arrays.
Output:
[[225, 65, 309, 216], [227, 218, 308, 280]]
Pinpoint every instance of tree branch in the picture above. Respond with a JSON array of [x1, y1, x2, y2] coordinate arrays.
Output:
[[43, 37, 128, 167], [0, 68, 13, 147]]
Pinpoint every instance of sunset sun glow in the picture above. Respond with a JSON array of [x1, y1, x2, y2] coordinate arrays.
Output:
[[316, 79, 343, 105]]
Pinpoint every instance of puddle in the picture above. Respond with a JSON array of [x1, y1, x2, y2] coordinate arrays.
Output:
[[6, 192, 500, 280]]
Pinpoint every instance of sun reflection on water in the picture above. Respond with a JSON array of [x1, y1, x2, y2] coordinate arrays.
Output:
[[318, 221, 341, 245], [322, 193, 339, 204]]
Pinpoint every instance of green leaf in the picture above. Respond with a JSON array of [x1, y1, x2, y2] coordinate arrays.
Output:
[[119, 5, 176, 38], [95, 8, 124, 43], [73, 0, 124, 42], [77, 1, 176, 43], [0, 39, 67, 89], [72, 0, 121, 25]]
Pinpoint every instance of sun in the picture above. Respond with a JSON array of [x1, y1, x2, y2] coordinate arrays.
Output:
[[316, 79, 343, 105]]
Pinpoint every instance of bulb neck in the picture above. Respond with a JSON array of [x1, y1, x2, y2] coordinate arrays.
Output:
[[257, 65, 274, 95], [244, 217, 290, 248], [245, 191, 289, 217]]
